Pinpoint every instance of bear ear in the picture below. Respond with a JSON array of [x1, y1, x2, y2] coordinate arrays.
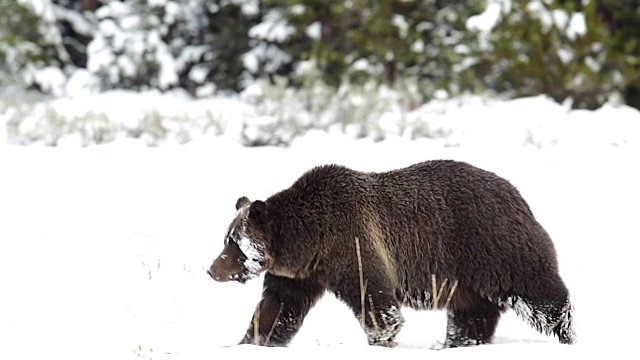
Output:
[[235, 196, 250, 210], [248, 200, 267, 224]]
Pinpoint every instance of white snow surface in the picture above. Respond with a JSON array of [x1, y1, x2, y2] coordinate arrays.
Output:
[[1, 92, 640, 360]]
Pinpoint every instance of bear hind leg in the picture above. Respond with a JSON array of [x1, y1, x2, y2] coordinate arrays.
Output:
[[444, 296, 505, 348], [510, 294, 576, 345]]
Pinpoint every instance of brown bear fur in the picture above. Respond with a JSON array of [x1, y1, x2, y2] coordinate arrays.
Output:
[[208, 160, 576, 348]]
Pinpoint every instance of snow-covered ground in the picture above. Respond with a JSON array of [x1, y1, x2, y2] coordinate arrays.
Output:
[[1, 94, 639, 360]]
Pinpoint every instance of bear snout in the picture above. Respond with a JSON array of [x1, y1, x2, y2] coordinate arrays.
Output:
[[206, 269, 220, 281], [208, 260, 234, 282], [209, 250, 246, 282]]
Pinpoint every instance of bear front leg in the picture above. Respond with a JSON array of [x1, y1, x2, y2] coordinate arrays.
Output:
[[335, 284, 405, 347], [240, 273, 325, 347]]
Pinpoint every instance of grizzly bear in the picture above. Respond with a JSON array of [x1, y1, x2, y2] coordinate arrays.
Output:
[[207, 160, 576, 348]]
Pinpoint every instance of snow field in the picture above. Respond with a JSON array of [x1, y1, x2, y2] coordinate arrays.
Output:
[[1, 94, 639, 359]]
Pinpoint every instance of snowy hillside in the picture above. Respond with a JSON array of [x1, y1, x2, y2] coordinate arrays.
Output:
[[1, 94, 639, 360]]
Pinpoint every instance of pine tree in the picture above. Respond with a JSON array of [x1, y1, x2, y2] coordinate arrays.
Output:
[[0, 0, 70, 90]]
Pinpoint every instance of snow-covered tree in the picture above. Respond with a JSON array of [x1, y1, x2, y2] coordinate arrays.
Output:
[[249, 1, 485, 99], [87, 0, 176, 91], [3, 0, 640, 111], [0, 0, 74, 94], [591, 0, 640, 110], [87, 0, 261, 95], [52, 0, 97, 69], [469, 0, 640, 109]]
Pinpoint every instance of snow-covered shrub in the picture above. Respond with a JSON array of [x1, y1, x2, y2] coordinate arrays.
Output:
[[238, 65, 427, 146]]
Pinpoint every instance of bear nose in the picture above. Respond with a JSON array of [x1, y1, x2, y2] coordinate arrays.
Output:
[[207, 269, 223, 281], [206, 269, 216, 280]]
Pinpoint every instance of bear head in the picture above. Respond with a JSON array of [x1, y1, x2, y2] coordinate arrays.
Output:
[[208, 196, 272, 283]]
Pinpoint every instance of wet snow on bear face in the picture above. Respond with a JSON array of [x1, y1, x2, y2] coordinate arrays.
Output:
[[209, 201, 266, 283], [231, 216, 265, 277]]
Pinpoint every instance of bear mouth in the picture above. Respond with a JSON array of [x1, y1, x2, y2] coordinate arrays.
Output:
[[229, 269, 260, 284]]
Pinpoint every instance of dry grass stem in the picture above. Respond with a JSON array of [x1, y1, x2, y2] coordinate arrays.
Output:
[[264, 302, 284, 346], [355, 236, 367, 329], [431, 274, 439, 308], [253, 305, 260, 345], [367, 294, 381, 334], [432, 274, 457, 309], [437, 278, 449, 304], [443, 280, 459, 309]]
